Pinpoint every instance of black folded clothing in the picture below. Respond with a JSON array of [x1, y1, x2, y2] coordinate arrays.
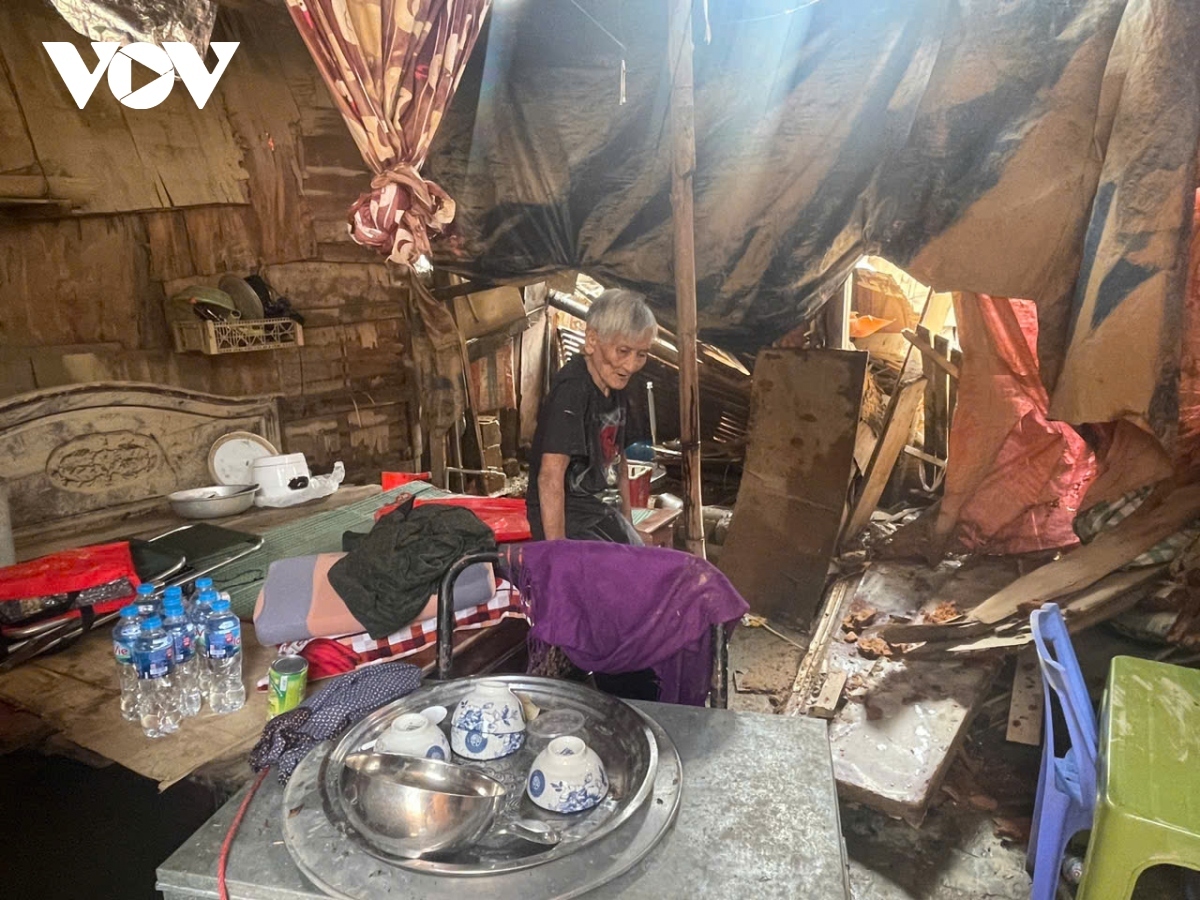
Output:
[[328, 496, 496, 639]]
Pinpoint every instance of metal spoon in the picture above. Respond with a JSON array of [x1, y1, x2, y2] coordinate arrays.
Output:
[[495, 819, 563, 846]]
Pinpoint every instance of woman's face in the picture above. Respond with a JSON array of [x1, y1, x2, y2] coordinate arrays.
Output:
[[584, 329, 655, 392]]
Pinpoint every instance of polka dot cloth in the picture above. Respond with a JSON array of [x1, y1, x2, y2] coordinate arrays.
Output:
[[250, 660, 422, 782]]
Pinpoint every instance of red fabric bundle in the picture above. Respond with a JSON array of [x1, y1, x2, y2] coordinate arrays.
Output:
[[374, 494, 531, 543], [0, 542, 141, 628], [0, 542, 139, 601]]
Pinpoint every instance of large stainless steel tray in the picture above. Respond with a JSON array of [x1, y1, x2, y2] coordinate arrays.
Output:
[[282, 689, 682, 900], [319, 676, 659, 876]]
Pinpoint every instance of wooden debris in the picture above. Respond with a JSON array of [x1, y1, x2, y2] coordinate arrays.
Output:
[[810, 670, 848, 719], [901, 565, 1165, 657], [966, 480, 1200, 626], [1005, 646, 1044, 746], [844, 631, 858, 643], [784, 576, 856, 716], [902, 327, 961, 379], [843, 376, 928, 545], [877, 481, 1200, 650]]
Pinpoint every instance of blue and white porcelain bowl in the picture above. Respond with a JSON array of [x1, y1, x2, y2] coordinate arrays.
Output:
[[450, 681, 527, 761], [375, 713, 451, 761], [450, 726, 525, 761], [526, 736, 609, 814]]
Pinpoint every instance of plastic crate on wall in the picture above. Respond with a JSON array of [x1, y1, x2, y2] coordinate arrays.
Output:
[[171, 318, 304, 355]]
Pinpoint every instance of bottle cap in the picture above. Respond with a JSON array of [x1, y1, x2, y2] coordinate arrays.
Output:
[[120, 605, 139, 618], [164, 585, 183, 599], [162, 599, 185, 615], [210, 599, 232, 613], [136, 583, 156, 596], [199, 589, 219, 603], [195, 577, 214, 589], [141, 616, 163, 630]]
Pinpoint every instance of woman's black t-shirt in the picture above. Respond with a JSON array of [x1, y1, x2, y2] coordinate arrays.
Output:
[[526, 355, 627, 523]]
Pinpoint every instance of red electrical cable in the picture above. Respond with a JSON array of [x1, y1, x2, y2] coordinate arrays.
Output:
[[217, 768, 269, 900]]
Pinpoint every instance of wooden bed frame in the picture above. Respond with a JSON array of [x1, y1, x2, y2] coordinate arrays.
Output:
[[0, 382, 280, 558]]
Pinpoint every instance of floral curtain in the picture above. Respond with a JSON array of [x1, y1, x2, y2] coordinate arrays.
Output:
[[285, 0, 491, 267], [285, 0, 491, 457]]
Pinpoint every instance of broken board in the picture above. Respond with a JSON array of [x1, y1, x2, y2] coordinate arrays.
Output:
[[1006, 646, 1044, 746], [843, 375, 927, 544], [719, 349, 867, 628]]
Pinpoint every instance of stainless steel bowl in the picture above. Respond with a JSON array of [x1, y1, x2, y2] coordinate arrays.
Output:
[[340, 753, 507, 859], [167, 484, 257, 519]]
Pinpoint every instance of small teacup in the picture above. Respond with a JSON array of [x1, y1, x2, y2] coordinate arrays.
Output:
[[376, 713, 451, 761], [450, 680, 526, 761], [450, 726, 525, 761], [526, 736, 608, 814]]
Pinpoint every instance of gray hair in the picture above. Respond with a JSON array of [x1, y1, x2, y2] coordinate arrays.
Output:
[[586, 289, 657, 340]]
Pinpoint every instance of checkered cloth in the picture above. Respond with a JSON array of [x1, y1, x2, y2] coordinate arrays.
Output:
[[1075, 486, 1200, 568], [265, 582, 526, 683]]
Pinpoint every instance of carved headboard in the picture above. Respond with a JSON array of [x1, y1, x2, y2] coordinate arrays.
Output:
[[0, 383, 280, 538]]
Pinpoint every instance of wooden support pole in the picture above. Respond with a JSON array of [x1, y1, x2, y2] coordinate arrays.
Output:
[[668, 0, 706, 561], [668, 0, 720, 708]]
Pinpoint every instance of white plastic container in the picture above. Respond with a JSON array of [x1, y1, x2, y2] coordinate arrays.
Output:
[[251, 453, 310, 502]]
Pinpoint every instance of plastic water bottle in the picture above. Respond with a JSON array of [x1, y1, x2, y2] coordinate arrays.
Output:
[[162, 597, 202, 717], [192, 588, 218, 693], [134, 583, 159, 620], [111, 605, 142, 722], [133, 616, 180, 738], [189, 577, 213, 611], [205, 599, 245, 714]]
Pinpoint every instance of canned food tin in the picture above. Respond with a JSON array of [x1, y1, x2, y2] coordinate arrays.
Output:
[[267, 655, 308, 718]]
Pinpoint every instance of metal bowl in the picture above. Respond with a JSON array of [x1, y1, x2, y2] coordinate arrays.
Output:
[[340, 753, 507, 859], [167, 484, 257, 519]]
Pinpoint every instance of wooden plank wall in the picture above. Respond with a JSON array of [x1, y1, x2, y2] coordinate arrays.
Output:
[[0, 0, 415, 484]]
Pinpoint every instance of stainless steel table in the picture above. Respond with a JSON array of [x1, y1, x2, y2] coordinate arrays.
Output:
[[157, 703, 850, 900]]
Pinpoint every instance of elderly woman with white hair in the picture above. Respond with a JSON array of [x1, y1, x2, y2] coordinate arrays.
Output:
[[526, 288, 657, 545]]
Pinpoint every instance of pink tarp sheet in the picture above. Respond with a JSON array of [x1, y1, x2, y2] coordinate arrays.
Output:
[[935, 295, 1096, 554]]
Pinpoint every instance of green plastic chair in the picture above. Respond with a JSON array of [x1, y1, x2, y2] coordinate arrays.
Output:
[[1076, 656, 1200, 899]]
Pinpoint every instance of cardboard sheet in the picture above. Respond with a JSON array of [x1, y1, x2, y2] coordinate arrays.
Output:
[[0, 625, 274, 789]]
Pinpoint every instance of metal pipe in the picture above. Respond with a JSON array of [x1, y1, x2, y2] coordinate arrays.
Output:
[[646, 381, 658, 447], [436, 551, 503, 681], [710, 624, 729, 709]]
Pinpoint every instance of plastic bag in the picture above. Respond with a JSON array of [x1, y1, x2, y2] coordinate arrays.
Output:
[[255, 462, 345, 508]]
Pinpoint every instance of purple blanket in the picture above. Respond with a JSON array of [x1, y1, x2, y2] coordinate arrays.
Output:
[[507, 542, 748, 706]]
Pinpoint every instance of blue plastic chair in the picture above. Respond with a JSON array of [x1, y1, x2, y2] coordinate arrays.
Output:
[[1028, 603, 1099, 900]]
